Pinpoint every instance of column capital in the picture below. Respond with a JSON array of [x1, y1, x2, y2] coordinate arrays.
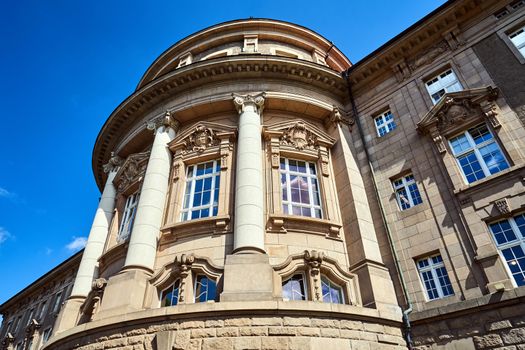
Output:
[[102, 152, 123, 173], [146, 110, 181, 133], [232, 92, 266, 115]]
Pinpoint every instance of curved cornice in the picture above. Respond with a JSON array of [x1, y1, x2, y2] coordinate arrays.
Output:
[[92, 55, 347, 190], [137, 18, 351, 89]]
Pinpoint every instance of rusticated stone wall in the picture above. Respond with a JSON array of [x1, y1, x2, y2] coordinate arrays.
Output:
[[46, 315, 406, 350], [411, 296, 525, 350]]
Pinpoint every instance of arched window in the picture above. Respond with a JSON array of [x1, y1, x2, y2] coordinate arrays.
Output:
[[321, 276, 344, 304], [282, 274, 307, 301], [194, 275, 217, 302], [160, 279, 180, 307]]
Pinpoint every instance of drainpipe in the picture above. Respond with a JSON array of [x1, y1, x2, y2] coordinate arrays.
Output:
[[342, 70, 414, 350]]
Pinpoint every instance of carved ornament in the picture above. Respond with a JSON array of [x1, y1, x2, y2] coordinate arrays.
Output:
[[325, 107, 355, 130], [174, 254, 195, 303], [183, 125, 219, 153], [232, 92, 266, 115], [146, 110, 181, 132], [1, 333, 14, 347], [102, 152, 123, 174], [114, 152, 150, 193], [304, 250, 325, 301], [494, 198, 511, 215], [25, 319, 41, 335], [280, 122, 318, 150]]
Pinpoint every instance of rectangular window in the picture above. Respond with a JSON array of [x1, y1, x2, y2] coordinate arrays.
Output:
[[417, 254, 454, 300], [53, 292, 62, 313], [509, 25, 525, 57], [449, 124, 509, 184], [118, 192, 140, 241], [374, 110, 397, 137], [425, 69, 462, 104], [181, 160, 220, 221], [282, 274, 307, 301], [194, 275, 218, 303], [392, 174, 423, 211], [489, 213, 525, 287], [38, 301, 47, 320], [42, 328, 53, 344], [280, 158, 322, 218]]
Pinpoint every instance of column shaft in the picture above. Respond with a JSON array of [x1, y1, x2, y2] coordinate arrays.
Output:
[[71, 169, 118, 298], [233, 93, 265, 253], [124, 126, 175, 271]]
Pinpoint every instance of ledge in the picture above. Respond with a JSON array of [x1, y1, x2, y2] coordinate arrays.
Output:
[[267, 214, 342, 240], [454, 163, 525, 197], [47, 300, 402, 348], [160, 215, 232, 243]]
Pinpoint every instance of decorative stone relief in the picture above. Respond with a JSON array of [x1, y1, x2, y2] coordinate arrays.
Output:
[[114, 152, 150, 193], [325, 106, 355, 130], [242, 34, 258, 53], [304, 250, 325, 302], [80, 278, 107, 324], [24, 319, 41, 336], [280, 121, 319, 150], [102, 152, 123, 173], [174, 254, 195, 303], [232, 92, 266, 115], [183, 125, 219, 153], [408, 40, 449, 71], [494, 198, 511, 215], [1, 333, 14, 348], [146, 110, 181, 132]]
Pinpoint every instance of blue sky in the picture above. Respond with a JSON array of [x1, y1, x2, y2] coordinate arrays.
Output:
[[0, 0, 447, 306]]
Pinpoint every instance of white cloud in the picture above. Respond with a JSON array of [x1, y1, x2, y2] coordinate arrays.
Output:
[[0, 187, 12, 198], [0, 227, 11, 245], [66, 236, 87, 251]]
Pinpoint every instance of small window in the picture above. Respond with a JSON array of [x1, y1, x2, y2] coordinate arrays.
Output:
[[449, 124, 509, 184], [417, 254, 454, 300], [392, 174, 423, 210], [194, 275, 217, 303], [119, 192, 140, 241], [181, 160, 220, 221], [52, 292, 62, 313], [160, 279, 181, 307], [489, 213, 525, 287], [374, 110, 396, 137], [38, 301, 47, 320], [321, 276, 344, 304], [280, 158, 322, 218], [42, 328, 53, 344], [509, 25, 525, 57], [425, 69, 462, 104], [282, 274, 307, 301], [510, 0, 524, 10]]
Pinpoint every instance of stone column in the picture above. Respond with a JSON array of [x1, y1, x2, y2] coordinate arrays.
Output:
[[54, 153, 122, 333], [232, 92, 266, 253], [124, 113, 179, 272]]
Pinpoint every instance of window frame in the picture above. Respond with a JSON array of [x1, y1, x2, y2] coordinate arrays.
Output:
[[416, 254, 455, 301], [279, 157, 323, 219], [488, 213, 525, 287], [373, 110, 397, 137], [52, 291, 62, 313], [320, 275, 344, 304], [392, 174, 423, 211], [193, 274, 218, 303], [281, 273, 308, 301], [425, 68, 463, 104], [41, 327, 52, 345], [180, 159, 221, 222], [448, 123, 510, 184], [509, 25, 525, 57], [117, 191, 140, 241], [159, 279, 181, 307]]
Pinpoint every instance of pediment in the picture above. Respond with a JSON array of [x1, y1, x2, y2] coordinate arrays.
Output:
[[113, 151, 150, 193], [417, 86, 499, 136], [263, 119, 336, 150], [169, 121, 237, 154]]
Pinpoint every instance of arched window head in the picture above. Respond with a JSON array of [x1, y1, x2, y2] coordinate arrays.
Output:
[[160, 279, 180, 307], [321, 276, 344, 304], [282, 274, 306, 301], [194, 275, 217, 303]]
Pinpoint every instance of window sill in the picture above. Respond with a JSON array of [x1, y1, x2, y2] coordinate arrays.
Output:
[[160, 215, 232, 242], [267, 214, 342, 240], [454, 163, 525, 196]]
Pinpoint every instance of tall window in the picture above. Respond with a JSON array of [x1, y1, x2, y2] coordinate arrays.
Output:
[[280, 158, 322, 218], [194, 275, 217, 303], [160, 280, 180, 307], [38, 301, 47, 321], [417, 255, 454, 300], [282, 274, 306, 301], [509, 25, 525, 57], [425, 69, 462, 104], [41, 328, 53, 344], [392, 174, 423, 210], [181, 160, 220, 221], [489, 213, 525, 287], [449, 124, 509, 184], [321, 276, 344, 304], [119, 192, 140, 241], [52, 292, 62, 313], [374, 110, 397, 137]]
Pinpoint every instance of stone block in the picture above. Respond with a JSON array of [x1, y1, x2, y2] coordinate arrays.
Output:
[[340, 329, 361, 339], [486, 320, 513, 331], [190, 328, 216, 338], [340, 320, 363, 330], [252, 317, 282, 326], [378, 334, 403, 345], [473, 334, 504, 348], [261, 337, 289, 350], [225, 318, 252, 327], [350, 340, 371, 350], [363, 323, 384, 334], [502, 328, 525, 345], [289, 337, 311, 350], [268, 326, 296, 336], [309, 337, 351, 349], [180, 321, 205, 329], [216, 327, 239, 337], [205, 319, 224, 328], [239, 326, 268, 336], [283, 317, 311, 327], [311, 318, 339, 328], [202, 338, 233, 350], [297, 327, 321, 337], [232, 336, 261, 350], [173, 330, 191, 350]]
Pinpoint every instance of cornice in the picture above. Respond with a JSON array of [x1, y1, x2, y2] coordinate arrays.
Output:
[[92, 55, 346, 191]]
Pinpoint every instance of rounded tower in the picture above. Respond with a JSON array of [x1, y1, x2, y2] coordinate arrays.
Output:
[[50, 19, 406, 350]]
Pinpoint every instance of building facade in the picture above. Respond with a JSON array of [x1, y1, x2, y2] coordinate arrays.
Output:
[[1, 0, 525, 349]]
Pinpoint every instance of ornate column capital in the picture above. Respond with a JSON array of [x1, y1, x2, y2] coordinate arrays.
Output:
[[146, 110, 181, 133], [232, 92, 266, 115], [102, 152, 123, 173]]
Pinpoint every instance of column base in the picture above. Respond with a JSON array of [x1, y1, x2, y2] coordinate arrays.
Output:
[[220, 254, 279, 302], [232, 246, 266, 255], [54, 296, 85, 334], [94, 269, 151, 320]]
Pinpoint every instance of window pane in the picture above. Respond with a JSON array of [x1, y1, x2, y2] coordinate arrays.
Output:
[[450, 134, 471, 154], [458, 152, 485, 183], [479, 143, 509, 174]]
